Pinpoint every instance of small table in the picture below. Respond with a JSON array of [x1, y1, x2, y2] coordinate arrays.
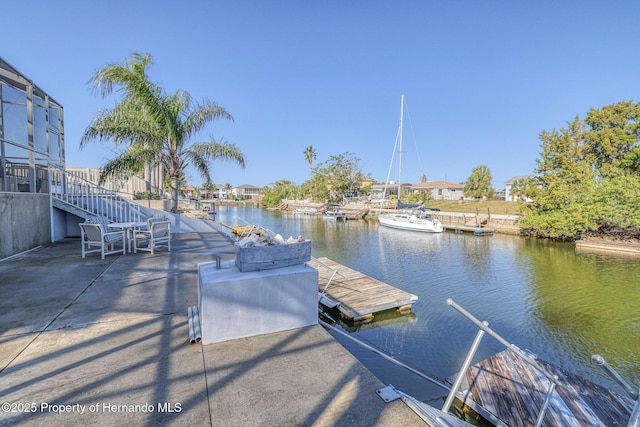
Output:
[[108, 222, 146, 253]]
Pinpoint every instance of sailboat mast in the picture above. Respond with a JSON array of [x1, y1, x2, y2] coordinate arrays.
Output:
[[398, 95, 404, 200]]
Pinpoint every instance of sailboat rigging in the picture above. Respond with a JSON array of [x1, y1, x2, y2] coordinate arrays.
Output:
[[378, 95, 444, 233]]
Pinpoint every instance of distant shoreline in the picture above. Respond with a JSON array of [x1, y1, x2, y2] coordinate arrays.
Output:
[[201, 201, 640, 252]]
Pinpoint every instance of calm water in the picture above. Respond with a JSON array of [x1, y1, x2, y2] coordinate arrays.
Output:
[[215, 206, 640, 404]]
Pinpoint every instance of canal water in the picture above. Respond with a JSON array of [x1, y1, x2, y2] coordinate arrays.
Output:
[[215, 206, 640, 405]]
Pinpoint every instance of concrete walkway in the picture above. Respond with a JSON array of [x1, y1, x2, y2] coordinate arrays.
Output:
[[0, 231, 425, 426]]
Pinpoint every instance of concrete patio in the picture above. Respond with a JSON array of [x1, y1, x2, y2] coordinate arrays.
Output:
[[0, 231, 425, 426]]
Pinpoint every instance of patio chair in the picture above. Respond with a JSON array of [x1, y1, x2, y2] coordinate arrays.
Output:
[[79, 217, 126, 259], [133, 216, 171, 254]]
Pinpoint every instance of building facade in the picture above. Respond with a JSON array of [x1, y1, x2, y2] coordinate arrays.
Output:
[[0, 57, 65, 259], [1, 58, 65, 193], [233, 184, 261, 201], [410, 181, 465, 200], [370, 182, 412, 199]]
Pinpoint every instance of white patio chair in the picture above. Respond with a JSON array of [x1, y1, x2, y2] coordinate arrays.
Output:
[[79, 217, 126, 259], [133, 216, 171, 254]]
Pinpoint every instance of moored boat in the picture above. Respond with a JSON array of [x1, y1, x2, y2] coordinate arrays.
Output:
[[378, 210, 443, 233], [293, 207, 319, 216], [323, 209, 346, 220], [378, 95, 443, 233]]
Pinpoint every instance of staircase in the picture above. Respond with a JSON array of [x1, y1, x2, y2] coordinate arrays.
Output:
[[49, 163, 143, 223]]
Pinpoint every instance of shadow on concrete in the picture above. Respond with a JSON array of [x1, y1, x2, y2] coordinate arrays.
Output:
[[0, 232, 424, 426]]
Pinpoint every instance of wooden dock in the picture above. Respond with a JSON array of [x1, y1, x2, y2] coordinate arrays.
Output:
[[343, 207, 369, 220], [219, 223, 267, 237], [308, 257, 418, 322], [449, 349, 634, 426], [445, 225, 494, 235]]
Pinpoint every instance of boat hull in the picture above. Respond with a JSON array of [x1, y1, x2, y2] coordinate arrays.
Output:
[[293, 208, 318, 216], [378, 214, 444, 233], [323, 212, 346, 220]]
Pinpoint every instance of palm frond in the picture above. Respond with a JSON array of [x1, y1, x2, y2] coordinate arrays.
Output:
[[89, 52, 154, 98], [80, 100, 163, 148], [186, 149, 212, 182], [98, 150, 146, 184], [86, 52, 245, 213], [183, 100, 234, 140], [190, 140, 246, 169]]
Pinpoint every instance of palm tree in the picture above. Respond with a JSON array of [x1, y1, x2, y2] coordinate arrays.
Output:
[[510, 177, 535, 201], [303, 146, 317, 177], [201, 181, 217, 199], [223, 182, 233, 200], [464, 165, 494, 199], [80, 52, 245, 212]]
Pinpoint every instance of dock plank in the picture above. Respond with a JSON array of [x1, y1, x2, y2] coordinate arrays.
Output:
[[309, 257, 418, 321], [451, 349, 634, 427]]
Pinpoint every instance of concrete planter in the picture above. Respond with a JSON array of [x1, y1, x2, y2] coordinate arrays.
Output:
[[235, 240, 312, 272]]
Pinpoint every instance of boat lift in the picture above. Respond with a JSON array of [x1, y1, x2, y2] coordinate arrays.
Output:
[[321, 298, 640, 426], [444, 298, 640, 427]]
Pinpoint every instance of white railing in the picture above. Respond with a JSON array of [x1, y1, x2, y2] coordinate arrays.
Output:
[[48, 163, 142, 223]]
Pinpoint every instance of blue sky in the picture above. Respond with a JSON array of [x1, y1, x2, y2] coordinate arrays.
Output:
[[4, 1, 639, 189]]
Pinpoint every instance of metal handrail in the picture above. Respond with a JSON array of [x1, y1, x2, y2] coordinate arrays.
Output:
[[592, 355, 640, 427], [48, 163, 142, 223], [310, 256, 352, 302], [443, 298, 564, 427]]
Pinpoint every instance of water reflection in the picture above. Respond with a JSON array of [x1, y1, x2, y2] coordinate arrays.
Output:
[[321, 308, 418, 333], [215, 206, 640, 399], [524, 242, 640, 385]]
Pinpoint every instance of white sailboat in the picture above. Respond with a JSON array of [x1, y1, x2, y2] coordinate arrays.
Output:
[[378, 95, 444, 233]]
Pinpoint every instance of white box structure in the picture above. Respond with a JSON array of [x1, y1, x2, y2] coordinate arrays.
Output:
[[197, 260, 318, 344]]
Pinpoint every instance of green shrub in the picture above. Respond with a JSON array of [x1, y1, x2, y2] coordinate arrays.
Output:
[[134, 191, 161, 200]]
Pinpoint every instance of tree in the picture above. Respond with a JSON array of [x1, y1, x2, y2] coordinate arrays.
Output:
[[463, 165, 493, 199], [303, 146, 317, 177], [261, 179, 299, 207], [301, 173, 330, 202], [302, 152, 366, 203], [519, 117, 599, 239], [201, 181, 217, 199], [596, 172, 640, 230], [223, 182, 233, 199], [583, 101, 640, 177], [509, 177, 536, 201], [519, 103, 640, 240], [80, 52, 245, 212]]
